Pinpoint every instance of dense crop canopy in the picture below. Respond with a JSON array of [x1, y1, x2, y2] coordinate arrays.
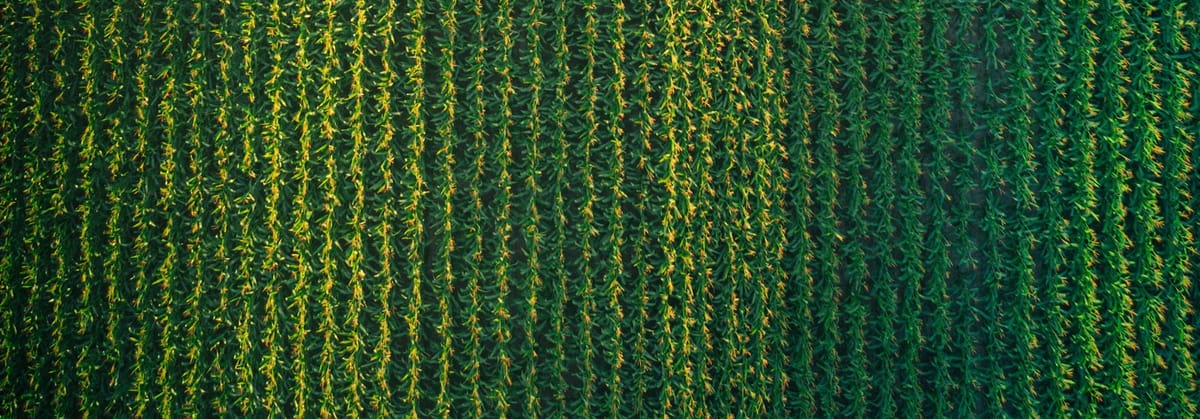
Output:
[[1, 0, 1198, 416]]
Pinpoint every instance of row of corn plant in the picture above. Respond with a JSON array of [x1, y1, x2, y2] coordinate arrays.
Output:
[[341, 0, 368, 413], [514, 1, 544, 415], [805, 1, 842, 415], [1189, 6, 1200, 401], [129, 1, 161, 414], [286, 0, 315, 413], [20, 1, 52, 414], [572, 0, 600, 414], [0, 0, 26, 412], [919, 1, 955, 415], [16, 1, 41, 414], [230, 2, 262, 413], [893, 1, 927, 414], [153, 2, 185, 417], [653, 0, 688, 414], [430, 0, 457, 416], [401, 0, 429, 414], [597, 2, 630, 416], [739, 0, 773, 411], [692, 1, 722, 414], [543, 0, 571, 415], [997, 1, 1039, 415], [99, 2, 134, 415], [73, 3, 106, 416], [458, 0, 487, 415], [368, 0, 400, 415], [693, 1, 735, 413], [0, 0, 24, 408], [748, 0, 791, 412], [983, 4, 1057, 415], [262, 0, 291, 412], [29, 9, 55, 409], [836, 1, 870, 415], [1061, 2, 1103, 414], [1155, 0, 1197, 415], [695, 1, 723, 411], [209, 2, 241, 411], [977, 3, 1012, 413], [1030, 0, 1071, 414], [178, 1, 209, 414], [620, 0, 657, 414], [1091, 2, 1137, 415], [487, 0, 514, 415], [45, 1, 83, 415], [780, 0, 815, 415], [862, 4, 900, 415], [313, 0, 340, 415], [945, 2, 982, 413], [231, 1, 265, 412], [1124, 2, 1170, 415], [453, 0, 486, 414]]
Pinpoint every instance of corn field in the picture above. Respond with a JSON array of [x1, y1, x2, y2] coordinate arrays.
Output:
[[1, 0, 1198, 417]]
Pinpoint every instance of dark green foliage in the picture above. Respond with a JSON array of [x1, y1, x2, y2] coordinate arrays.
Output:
[[946, 1, 982, 414], [996, 1, 1039, 415], [1030, 0, 1072, 416], [920, 1, 956, 415], [1061, 2, 1103, 414], [834, 2, 870, 415], [1123, 1, 1166, 415], [1092, 2, 1136, 415], [863, 4, 900, 416], [892, 2, 927, 415], [781, 1, 815, 416], [1, 1, 1197, 417], [1189, 2, 1200, 407], [1157, 1, 1197, 415]]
